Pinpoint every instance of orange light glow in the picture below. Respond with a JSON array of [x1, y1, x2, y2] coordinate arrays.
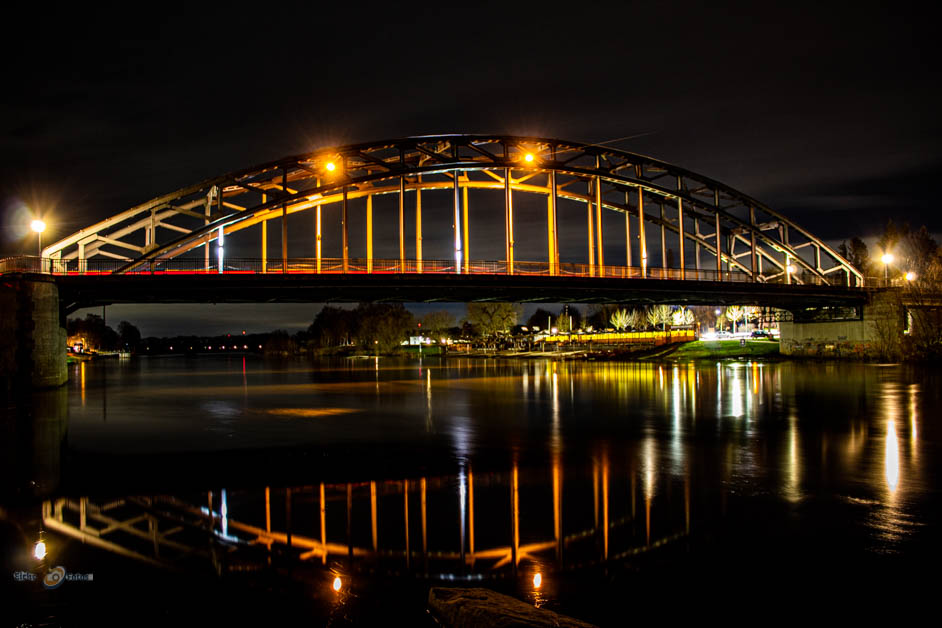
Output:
[[332, 576, 342, 592], [325, 162, 336, 172], [524, 152, 535, 163], [532, 572, 542, 589]]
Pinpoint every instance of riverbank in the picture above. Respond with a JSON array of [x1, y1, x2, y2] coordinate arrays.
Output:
[[435, 340, 782, 362]]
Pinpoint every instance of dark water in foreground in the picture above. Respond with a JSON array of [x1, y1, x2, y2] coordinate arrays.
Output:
[[2, 356, 941, 625]]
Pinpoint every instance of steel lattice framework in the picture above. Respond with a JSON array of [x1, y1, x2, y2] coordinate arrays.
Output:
[[41, 135, 863, 286]]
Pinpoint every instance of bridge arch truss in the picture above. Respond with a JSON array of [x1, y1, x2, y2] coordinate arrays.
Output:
[[42, 135, 863, 287]]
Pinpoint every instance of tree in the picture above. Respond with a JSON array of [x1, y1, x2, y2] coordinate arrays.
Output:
[[422, 310, 456, 338], [264, 330, 297, 355], [466, 303, 521, 340], [354, 303, 415, 352], [67, 313, 119, 351], [526, 308, 556, 331], [625, 308, 643, 330], [838, 237, 871, 276], [556, 305, 581, 332], [308, 305, 353, 347], [117, 321, 141, 351], [726, 306, 744, 332], [610, 308, 631, 331], [647, 305, 671, 331], [671, 307, 694, 327]]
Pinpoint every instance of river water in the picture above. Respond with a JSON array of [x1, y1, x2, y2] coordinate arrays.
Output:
[[3, 356, 940, 625]]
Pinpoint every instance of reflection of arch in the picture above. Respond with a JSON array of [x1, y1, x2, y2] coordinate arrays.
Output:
[[43, 135, 863, 286]]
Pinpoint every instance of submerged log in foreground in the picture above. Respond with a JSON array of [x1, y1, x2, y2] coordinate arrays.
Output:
[[428, 587, 597, 628]]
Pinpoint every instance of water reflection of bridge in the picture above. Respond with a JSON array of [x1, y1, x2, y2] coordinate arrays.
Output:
[[43, 456, 690, 579]]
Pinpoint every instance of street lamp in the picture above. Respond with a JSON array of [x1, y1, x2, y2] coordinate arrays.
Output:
[[30, 219, 46, 256], [881, 252, 893, 282], [905, 271, 916, 282]]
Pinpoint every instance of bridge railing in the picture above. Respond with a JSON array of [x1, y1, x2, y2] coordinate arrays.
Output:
[[0, 255, 846, 286]]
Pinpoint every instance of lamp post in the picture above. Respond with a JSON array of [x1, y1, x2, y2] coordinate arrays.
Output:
[[30, 219, 46, 255], [30, 219, 46, 272], [881, 253, 894, 284]]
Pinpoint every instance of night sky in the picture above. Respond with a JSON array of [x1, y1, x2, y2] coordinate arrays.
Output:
[[2, 3, 938, 336]]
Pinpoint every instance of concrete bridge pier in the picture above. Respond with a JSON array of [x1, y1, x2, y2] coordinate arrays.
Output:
[[0, 275, 67, 390], [779, 291, 904, 359]]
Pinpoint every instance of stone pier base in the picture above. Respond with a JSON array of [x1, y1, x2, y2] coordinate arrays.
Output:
[[780, 291, 903, 359], [0, 275, 67, 390]]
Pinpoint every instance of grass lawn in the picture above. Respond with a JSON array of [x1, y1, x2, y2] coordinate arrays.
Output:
[[661, 339, 780, 360]]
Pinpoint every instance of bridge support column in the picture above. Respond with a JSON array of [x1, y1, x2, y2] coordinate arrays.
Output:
[[0, 275, 67, 390], [779, 291, 904, 359]]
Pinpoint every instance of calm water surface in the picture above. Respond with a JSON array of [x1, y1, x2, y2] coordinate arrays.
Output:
[[3, 356, 940, 625]]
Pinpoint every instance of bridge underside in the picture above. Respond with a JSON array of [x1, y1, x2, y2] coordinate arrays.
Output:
[[55, 273, 869, 314]]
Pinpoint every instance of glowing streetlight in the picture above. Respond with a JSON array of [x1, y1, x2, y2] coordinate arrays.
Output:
[[905, 271, 916, 282], [523, 152, 535, 163], [31, 219, 46, 256], [332, 576, 342, 592], [532, 572, 542, 589], [881, 252, 894, 281], [325, 161, 337, 172], [786, 264, 796, 275]]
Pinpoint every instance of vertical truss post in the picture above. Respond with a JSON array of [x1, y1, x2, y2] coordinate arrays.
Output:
[[463, 184, 470, 274], [261, 193, 267, 274], [638, 185, 647, 278], [594, 156, 604, 271], [342, 158, 349, 274], [549, 159, 559, 275], [660, 202, 667, 271], [749, 206, 758, 282], [586, 179, 595, 276], [315, 181, 322, 274], [416, 176, 423, 273], [281, 169, 288, 274], [785, 253, 792, 285], [694, 218, 701, 276], [366, 194, 373, 273], [453, 167, 462, 274], [713, 189, 722, 277], [204, 191, 211, 272], [78, 241, 86, 274], [624, 190, 632, 273], [504, 167, 515, 275], [676, 176, 685, 280], [398, 175, 405, 270]]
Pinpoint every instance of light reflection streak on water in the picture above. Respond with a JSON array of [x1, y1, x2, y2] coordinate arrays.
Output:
[[885, 415, 899, 494], [908, 383, 918, 459], [729, 367, 743, 418], [80, 362, 86, 407], [670, 366, 684, 475], [782, 414, 801, 502]]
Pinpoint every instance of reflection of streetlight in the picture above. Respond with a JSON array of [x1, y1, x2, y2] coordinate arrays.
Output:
[[31, 219, 46, 256], [33, 531, 46, 560]]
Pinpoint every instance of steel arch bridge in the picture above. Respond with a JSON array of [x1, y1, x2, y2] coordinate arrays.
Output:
[[39, 134, 863, 288]]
